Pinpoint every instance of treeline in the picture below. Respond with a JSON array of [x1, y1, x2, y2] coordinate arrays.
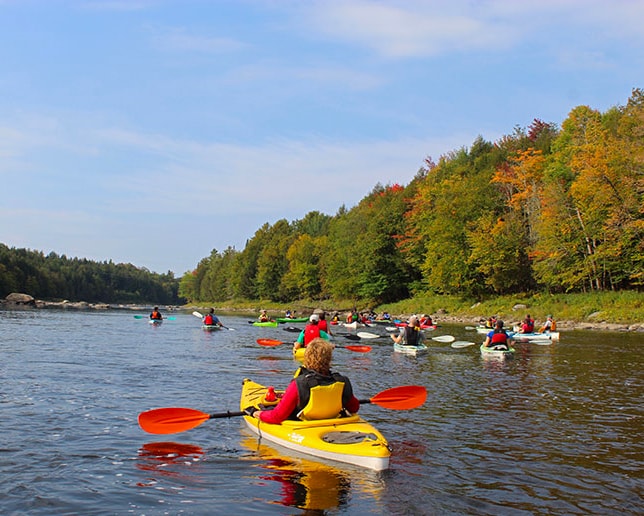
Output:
[[181, 89, 643, 305], [0, 244, 182, 305]]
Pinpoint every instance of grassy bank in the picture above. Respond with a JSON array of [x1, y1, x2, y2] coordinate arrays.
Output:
[[191, 291, 644, 325]]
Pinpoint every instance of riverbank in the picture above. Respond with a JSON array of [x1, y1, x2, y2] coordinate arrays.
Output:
[[186, 290, 644, 333], [3, 291, 643, 333]]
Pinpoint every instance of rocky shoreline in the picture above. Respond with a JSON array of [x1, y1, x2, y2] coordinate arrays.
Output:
[[2, 293, 643, 333]]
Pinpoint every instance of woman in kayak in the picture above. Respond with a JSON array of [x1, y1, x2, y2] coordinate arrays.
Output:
[[483, 320, 513, 350], [149, 307, 163, 320], [293, 314, 331, 351], [390, 315, 425, 347], [247, 338, 360, 424]]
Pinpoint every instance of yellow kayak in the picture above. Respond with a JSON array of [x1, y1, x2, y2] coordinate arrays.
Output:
[[240, 378, 391, 470], [292, 347, 305, 360]]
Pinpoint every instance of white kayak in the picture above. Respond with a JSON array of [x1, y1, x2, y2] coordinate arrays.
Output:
[[476, 326, 493, 334], [509, 331, 560, 341], [480, 343, 515, 358], [394, 342, 428, 355]]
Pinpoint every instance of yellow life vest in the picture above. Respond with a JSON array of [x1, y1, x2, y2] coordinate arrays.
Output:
[[297, 381, 345, 420]]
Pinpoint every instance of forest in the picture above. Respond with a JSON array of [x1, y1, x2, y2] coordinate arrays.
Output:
[[180, 89, 643, 305], [0, 244, 181, 305]]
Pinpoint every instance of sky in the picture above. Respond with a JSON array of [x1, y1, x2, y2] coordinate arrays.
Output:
[[1, 0, 642, 276]]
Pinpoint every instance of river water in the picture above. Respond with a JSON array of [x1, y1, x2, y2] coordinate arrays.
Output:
[[1, 309, 642, 515]]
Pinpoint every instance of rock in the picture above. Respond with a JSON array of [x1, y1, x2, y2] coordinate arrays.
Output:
[[5, 293, 35, 305], [512, 304, 527, 311]]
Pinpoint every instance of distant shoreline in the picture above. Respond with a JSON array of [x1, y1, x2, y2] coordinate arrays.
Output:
[[3, 297, 641, 333]]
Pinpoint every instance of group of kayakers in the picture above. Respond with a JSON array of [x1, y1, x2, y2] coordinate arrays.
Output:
[[189, 306, 555, 428], [482, 314, 557, 350]]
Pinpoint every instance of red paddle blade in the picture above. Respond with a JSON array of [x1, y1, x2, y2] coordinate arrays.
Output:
[[344, 345, 372, 352], [257, 338, 284, 347], [369, 385, 427, 410], [138, 407, 211, 434]]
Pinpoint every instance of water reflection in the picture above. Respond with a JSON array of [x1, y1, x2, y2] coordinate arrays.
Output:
[[240, 435, 385, 512], [135, 441, 205, 486]]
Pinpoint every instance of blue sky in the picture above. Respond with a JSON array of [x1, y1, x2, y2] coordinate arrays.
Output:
[[1, 0, 642, 276]]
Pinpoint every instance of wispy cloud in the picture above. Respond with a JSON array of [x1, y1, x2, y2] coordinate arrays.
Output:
[[79, 0, 156, 11], [302, 0, 518, 58], [148, 24, 248, 54], [298, 0, 644, 60]]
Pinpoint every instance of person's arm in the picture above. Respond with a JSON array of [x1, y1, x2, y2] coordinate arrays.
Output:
[[293, 331, 305, 348], [345, 394, 360, 414], [483, 332, 492, 347], [390, 330, 402, 344], [255, 382, 299, 424]]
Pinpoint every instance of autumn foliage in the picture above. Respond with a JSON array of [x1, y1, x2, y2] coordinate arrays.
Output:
[[181, 89, 644, 303]]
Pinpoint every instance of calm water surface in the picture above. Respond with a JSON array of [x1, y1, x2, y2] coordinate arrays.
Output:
[[1, 309, 642, 515]]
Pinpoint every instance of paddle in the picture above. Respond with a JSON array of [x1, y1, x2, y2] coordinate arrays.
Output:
[[192, 311, 235, 331], [451, 341, 477, 348], [357, 331, 380, 339], [256, 338, 371, 353], [431, 335, 455, 343], [138, 385, 428, 434]]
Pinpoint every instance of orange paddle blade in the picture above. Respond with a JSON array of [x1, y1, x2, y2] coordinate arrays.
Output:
[[138, 407, 211, 434], [343, 345, 372, 352], [257, 338, 284, 347], [367, 385, 427, 410]]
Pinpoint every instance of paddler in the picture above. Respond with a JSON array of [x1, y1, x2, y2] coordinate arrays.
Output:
[[246, 338, 360, 424], [483, 319, 513, 350], [203, 308, 223, 327], [293, 314, 331, 351], [314, 309, 332, 336], [538, 315, 556, 333], [149, 306, 163, 320], [390, 315, 425, 347]]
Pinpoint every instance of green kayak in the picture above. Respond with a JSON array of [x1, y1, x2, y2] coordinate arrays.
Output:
[[250, 321, 278, 327], [275, 317, 309, 323]]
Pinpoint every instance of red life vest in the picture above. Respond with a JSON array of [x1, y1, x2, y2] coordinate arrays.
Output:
[[318, 319, 329, 333], [490, 331, 509, 345], [204, 314, 214, 325], [304, 324, 321, 345]]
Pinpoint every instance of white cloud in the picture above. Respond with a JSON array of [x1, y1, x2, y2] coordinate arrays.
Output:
[[298, 0, 644, 59]]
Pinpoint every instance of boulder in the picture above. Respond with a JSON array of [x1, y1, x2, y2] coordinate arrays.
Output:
[[5, 293, 35, 305]]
